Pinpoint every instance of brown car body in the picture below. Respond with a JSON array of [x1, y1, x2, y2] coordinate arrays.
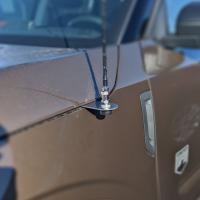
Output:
[[0, 0, 200, 200]]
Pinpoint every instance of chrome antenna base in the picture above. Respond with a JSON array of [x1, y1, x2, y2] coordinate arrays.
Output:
[[82, 87, 118, 117], [82, 100, 119, 117]]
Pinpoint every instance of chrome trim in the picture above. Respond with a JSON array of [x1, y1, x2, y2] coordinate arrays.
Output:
[[140, 91, 155, 157]]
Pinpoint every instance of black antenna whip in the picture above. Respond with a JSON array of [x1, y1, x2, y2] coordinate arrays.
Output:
[[83, 0, 118, 116], [101, 0, 108, 90], [100, 0, 111, 110]]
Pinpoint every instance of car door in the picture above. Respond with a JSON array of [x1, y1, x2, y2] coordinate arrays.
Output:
[[144, 42, 200, 200], [142, 0, 200, 199]]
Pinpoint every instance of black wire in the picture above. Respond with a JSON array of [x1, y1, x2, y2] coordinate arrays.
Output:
[[110, 44, 121, 96]]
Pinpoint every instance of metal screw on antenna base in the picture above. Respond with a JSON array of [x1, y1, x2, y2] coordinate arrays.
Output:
[[101, 88, 111, 110]]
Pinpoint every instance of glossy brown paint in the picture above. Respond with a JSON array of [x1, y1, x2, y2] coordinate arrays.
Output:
[[0, 42, 145, 134], [1, 36, 199, 200], [5, 83, 157, 200], [0, 41, 157, 199], [142, 40, 200, 200]]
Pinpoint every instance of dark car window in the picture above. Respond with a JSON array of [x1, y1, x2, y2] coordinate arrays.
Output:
[[0, 0, 136, 48], [123, 0, 154, 42]]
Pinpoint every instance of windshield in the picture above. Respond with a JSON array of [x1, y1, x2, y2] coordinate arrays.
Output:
[[0, 0, 135, 48]]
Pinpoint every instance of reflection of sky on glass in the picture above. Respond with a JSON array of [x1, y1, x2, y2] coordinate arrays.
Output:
[[166, 0, 199, 33]]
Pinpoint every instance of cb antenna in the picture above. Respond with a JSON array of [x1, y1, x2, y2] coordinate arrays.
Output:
[[83, 0, 119, 116], [100, 0, 118, 113]]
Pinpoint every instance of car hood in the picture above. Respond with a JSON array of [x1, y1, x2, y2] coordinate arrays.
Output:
[[0, 43, 143, 136], [0, 44, 89, 135], [0, 45, 78, 69]]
